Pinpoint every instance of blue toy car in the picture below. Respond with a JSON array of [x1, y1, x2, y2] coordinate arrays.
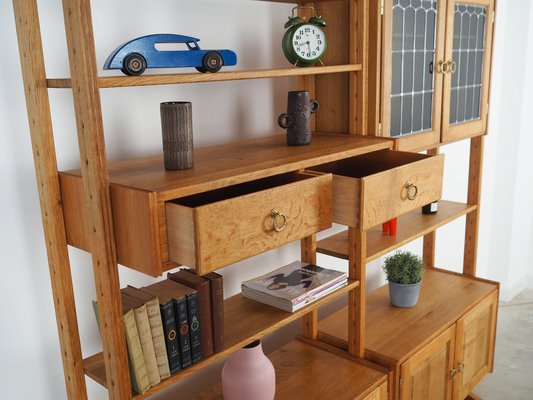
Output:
[[104, 34, 237, 76]]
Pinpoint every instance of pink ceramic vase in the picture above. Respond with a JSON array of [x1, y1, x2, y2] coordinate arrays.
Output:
[[222, 340, 275, 400]]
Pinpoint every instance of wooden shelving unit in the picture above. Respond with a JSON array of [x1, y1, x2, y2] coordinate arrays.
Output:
[[13, 0, 497, 398], [14, 0, 381, 399]]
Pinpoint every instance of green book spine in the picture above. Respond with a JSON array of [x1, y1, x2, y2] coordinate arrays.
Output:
[[124, 309, 150, 394]]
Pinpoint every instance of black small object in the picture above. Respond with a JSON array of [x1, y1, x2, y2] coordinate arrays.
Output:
[[422, 201, 439, 215]]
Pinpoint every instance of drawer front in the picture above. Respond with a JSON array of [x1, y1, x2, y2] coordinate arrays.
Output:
[[361, 154, 444, 229], [166, 173, 332, 275]]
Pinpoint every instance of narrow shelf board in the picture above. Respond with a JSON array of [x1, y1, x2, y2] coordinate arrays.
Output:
[[197, 339, 387, 400], [47, 64, 361, 89], [61, 133, 392, 201], [317, 200, 477, 262], [318, 268, 498, 364], [84, 279, 359, 398]]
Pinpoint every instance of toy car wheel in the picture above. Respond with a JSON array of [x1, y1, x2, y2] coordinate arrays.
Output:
[[122, 53, 147, 76], [202, 52, 223, 73], [195, 66, 208, 73]]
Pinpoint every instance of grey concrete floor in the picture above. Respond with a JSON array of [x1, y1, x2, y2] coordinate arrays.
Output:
[[475, 289, 533, 400]]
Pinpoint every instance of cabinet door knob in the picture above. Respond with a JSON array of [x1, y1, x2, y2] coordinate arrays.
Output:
[[449, 368, 458, 380], [437, 60, 448, 74], [449, 60, 457, 74], [270, 209, 288, 232], [405, 182, 418, 201]]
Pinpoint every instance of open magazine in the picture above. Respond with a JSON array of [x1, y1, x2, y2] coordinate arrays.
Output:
[[241, 261, 347, 312]]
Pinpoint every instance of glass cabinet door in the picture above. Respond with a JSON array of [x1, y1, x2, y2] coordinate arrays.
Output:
[[441, 0, 495, 143], [381, 0, 446, 150]]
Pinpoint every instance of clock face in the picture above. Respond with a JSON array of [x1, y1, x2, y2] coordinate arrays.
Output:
[[291, 24, 326, 61]]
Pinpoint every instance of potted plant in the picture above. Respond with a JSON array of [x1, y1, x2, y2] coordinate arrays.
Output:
[[382, 251, 425, 308]]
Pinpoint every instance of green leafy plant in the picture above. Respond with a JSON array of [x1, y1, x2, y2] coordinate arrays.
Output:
[[382, 251, 425, 285]]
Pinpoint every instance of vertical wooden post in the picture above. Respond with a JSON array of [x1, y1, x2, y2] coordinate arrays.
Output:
[[61, 0, 131, 398], [423, 147, 440, 268], [12, 1, 87, 398], [463, 136, 484, 276], [367, 0, 383, 136], [301, 235, 318, 339], [348, 227, 366, 357], [351, 0, 368, 134]]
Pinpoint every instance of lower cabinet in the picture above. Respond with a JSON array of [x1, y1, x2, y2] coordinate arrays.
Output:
[[399, 291, 498, 400], [318, 269, 499, 400]]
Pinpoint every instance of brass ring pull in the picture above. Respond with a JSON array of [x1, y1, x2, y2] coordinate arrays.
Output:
[[437, 60, 448, 74], [270, 209, 288, 232], [449, 60, 457, 74], [405, 182, 418, 201]]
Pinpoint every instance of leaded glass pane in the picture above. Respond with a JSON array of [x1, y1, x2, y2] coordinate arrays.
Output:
[[390, 0, 437, 137], [449, 3, 487, 125]]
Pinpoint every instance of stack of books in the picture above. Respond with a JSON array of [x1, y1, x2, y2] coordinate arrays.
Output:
[[241, 261, 347, 312], [93, 270, 224, 395]]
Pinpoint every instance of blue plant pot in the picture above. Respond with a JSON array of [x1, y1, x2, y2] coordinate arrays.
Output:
[[388, 281, 421, 308]]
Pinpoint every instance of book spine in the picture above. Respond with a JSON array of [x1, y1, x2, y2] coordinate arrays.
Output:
[[206, 272, 224, 353], [132, 304, 161, 386], [186, 292, 203, 363], [160, 302, 181, 374], [123, 309, 150, 394], [145, 298, 171, 379], [168, 272, 214, 357], [174, 297, 193, 368]]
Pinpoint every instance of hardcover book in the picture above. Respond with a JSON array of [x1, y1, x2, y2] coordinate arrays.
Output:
[[92, 301, 150, 394], [241, 261, 347, 312], [122, 286, 171, 379], [146, 279, 202, 368], [121, 294, 160, 387], [183, 269, 224, 353], [123, 309, 150, 394], [140, 284, 182, 374], [167, 269, 214, 357], [202, 271, 224, 354]]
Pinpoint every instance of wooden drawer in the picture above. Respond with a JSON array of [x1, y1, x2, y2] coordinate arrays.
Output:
[[308, 150, 444, 230], [166, 172, 332, 275]]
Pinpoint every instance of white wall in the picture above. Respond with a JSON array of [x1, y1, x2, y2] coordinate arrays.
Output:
[[0, 0, 531, 399]]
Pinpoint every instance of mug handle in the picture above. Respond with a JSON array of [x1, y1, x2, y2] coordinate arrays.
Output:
[[310, 99, 320, 114], [278, 113, 292, 129]]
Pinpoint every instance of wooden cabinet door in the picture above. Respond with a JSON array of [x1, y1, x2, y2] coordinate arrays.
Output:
[[381, 0, 447, 151], [441, 0, 495, 143], [400, 325, 455, 400], [453, 291, 498, 399]]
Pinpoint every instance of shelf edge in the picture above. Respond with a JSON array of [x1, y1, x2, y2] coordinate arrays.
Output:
[[47, 64, 362, 89]]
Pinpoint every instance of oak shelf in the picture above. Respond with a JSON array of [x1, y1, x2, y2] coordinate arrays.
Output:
[[317, 200, 477, 262], [46, 64, 362, 89], [60, 133, 392, 201], [197, 339, 387, 400], [318, 268, 498, 364], [84, 278, 359, 399]]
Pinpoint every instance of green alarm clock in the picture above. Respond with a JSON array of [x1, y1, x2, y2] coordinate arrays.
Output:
[[282, 6, 327, 67]]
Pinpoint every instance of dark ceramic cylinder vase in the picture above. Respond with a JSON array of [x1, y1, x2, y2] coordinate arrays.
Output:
[[278, 91, 319, 146], [160, 101, 194, 170]]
